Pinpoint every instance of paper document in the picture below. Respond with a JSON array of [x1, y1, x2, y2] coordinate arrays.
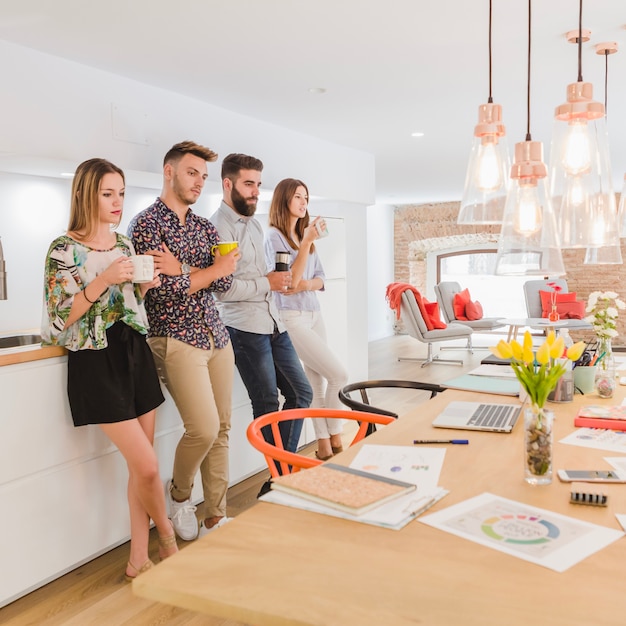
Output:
[[420, 492, 623, 572], [560, 428, 626, 453], [261, 444, 448, 530]]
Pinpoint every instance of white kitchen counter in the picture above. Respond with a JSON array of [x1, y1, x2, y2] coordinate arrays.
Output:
[[0, 352, 309, 608]]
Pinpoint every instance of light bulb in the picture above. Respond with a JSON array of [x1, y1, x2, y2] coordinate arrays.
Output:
[[514, 183, 543, 235], [474, 139, 503, 191], [561, 120, 591, 176]]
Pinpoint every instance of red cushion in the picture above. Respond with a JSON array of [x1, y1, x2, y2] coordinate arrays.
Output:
[[465, 300, 484, 321], [555, 301, 586, 319], [539, 290, 577, 317], [453, 288, 471, 320], [423, 300, 447, 329]]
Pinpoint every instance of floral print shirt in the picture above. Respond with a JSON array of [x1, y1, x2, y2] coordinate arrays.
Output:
[[128, 198, 232, 350], [41, 233, 149, 351]]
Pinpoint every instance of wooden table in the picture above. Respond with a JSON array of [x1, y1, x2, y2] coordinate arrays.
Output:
[[133, 389, 626, 626]]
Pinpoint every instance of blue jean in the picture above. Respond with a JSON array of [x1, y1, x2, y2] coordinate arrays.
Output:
[[227, 327, 312, 454]]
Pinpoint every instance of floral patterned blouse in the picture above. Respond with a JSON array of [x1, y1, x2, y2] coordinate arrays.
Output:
[[128, 198, 232, 350], [41, 233, 149, 351]]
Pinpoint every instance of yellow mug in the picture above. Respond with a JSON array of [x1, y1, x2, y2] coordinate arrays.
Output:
[[211, 241, 239, 256]]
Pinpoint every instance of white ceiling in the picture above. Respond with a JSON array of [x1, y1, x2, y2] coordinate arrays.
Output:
[[1, 0, 625, 205]]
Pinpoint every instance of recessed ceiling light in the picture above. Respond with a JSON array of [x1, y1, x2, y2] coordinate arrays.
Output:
[[411, 132, 425, 138], [60, 172, 75, 178], [308, 87, 327, 94]]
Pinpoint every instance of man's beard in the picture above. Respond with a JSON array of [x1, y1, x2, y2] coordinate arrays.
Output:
[[231, 184, 257, 217]]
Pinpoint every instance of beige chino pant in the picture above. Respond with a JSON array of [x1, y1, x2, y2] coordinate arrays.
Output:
[[148, 335, 234, 519]]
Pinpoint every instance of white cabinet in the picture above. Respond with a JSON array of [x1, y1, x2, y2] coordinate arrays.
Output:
[[0, 356, 269, 608]]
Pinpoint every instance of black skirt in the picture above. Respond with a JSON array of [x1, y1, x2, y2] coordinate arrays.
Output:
[[67, 322, 165, 426]]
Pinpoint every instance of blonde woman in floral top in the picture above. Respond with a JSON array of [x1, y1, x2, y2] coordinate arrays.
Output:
[[42, 158, 177, 581]]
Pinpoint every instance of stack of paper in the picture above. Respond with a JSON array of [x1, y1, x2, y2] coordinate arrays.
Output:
[[260, 444, 448, 530]]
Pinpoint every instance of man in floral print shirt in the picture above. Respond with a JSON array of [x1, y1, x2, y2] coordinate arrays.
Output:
[[129, 141, 239, 541]]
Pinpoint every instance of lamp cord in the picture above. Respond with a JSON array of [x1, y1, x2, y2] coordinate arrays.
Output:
[[525, 0, 531, 141], [577, 0, 583, 82], [604, 50, 609, 116], [488, 0, 493, 103]]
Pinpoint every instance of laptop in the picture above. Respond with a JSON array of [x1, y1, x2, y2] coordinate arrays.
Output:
[[432, 401, 521, 433]]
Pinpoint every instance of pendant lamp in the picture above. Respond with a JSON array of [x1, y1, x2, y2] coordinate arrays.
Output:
[[458, 0, 510, 225], [618, 174, 626, 237], [584, 41, 622, 265], [495, 0, 564, 276], [549, 1, 618, 250]]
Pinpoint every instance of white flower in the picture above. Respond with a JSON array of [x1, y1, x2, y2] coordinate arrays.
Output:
[[587, 291, 623, 340]]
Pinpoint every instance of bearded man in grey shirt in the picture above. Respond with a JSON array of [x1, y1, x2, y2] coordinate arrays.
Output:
[[210, 153, 312, 478]]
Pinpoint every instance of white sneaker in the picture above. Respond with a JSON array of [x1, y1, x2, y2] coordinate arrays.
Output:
[[166, 479, 198, 541], [197, 516, 234, 538]]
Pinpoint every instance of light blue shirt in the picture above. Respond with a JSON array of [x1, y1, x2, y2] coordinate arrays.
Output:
[[265, 227, 325, 312], [210, 201, 285, 334]]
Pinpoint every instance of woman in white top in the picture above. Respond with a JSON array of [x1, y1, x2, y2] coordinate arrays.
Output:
[[265, 178, 348, 460]]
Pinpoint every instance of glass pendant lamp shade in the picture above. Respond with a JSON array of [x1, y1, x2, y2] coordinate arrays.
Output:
[[617, 174, 626, 237], [549, 82, 618, 248], [458, 103, 511, 224], [495, 141, 565, 276], [584, 244, 623, 265]]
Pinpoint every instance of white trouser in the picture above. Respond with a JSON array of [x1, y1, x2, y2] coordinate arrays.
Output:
[[280, 309, 349, 439]]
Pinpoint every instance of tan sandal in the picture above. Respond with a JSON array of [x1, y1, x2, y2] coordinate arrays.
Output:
[[331, 445, 344, 454], [315, 450, 333, 461], [124, 558, 154, 582], [158, 521, 178, 560]]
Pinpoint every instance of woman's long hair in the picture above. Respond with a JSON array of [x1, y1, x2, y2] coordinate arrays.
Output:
[[268, 178, 314, 252], [67, 158, 125, 240]]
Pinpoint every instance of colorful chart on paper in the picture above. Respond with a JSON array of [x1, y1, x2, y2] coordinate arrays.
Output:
[[420, 493, 623, 571]]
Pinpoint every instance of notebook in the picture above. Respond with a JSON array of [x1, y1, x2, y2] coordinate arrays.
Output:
[[432, 401, 521, 433]]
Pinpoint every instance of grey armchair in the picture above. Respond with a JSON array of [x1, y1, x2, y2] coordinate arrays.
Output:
[[523, 279, 592, 331], [398, 290, 472, 367], [434, 281, 506, 336]]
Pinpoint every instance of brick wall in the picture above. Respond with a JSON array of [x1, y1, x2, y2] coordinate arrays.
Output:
[[394, 200, 626, 343]]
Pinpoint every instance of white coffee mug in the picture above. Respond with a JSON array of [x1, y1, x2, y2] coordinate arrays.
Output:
[[130, 255, 154, 283]]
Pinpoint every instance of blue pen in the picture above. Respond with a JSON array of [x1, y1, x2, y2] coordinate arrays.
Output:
[[413, 439, 469, 445]]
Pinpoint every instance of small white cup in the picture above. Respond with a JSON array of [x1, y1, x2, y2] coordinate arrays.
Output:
[[130, 255, 154, 283], [314, 218, 329, 238]]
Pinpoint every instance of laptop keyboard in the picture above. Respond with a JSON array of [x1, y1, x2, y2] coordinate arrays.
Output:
[[469, 404, 517, 429]]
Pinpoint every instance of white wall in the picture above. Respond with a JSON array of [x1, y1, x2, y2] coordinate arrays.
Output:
[[0, 38, 374, 384], [367, 204, 395, 341]]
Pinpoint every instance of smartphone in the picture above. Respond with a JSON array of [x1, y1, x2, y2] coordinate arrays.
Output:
[[557, 469, 626, 483]]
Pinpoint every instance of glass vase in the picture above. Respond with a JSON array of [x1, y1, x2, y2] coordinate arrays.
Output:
[[595, 338, 616, 398], [524, 404, 553, 485], [548, 304, 560, 322]]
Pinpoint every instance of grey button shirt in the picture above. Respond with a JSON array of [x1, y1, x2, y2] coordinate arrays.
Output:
[[210, 201, 285, 334]]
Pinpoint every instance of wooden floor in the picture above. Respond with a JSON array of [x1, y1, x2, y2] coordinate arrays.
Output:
[[0, 334, 490, 625]]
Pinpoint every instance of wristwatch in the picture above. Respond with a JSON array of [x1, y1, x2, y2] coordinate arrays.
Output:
[[181, 263, 191, 276]]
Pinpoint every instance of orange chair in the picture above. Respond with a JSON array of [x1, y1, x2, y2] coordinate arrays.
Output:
[[246, 408, 395, 478]]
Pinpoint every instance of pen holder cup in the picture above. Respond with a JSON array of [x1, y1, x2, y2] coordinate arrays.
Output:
[[573, 366, 597, 395], [547, 370, 573, 403]]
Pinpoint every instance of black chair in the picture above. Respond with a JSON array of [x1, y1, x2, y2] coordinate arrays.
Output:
[[338, 380, 446, 434]]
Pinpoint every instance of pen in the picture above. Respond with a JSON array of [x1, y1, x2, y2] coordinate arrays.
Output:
[[413, 439, 469, 445]]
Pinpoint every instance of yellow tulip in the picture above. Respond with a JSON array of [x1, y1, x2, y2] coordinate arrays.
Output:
[[523, 331, 534, 363], [510, 340, 523, 360], [490, 340, 513, 359], [549, 336, 565, 359], [536, 341, 550, 365], [546, 329, 556, 345], [567, 341, 585, 362]]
